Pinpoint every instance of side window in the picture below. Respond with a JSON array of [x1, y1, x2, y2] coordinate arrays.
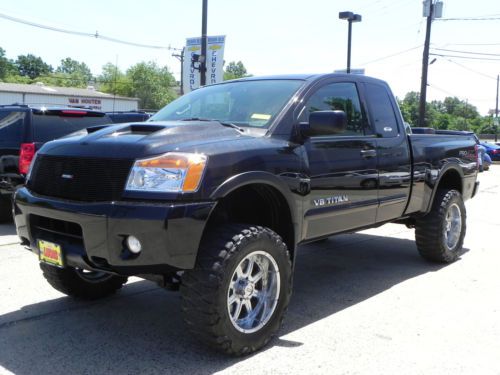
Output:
[[300, 82, 367, 136], [364, 83, 399, 137], [0, 111, 25, 147]]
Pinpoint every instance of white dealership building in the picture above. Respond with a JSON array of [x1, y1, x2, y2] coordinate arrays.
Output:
[[0, 82, 139, 112]]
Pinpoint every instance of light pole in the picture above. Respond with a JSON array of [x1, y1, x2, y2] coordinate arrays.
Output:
[[339, 11, 362, 74]]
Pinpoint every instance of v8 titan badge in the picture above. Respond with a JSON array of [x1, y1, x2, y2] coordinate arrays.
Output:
[[313, 195, 349, 207], [38, 240, 64, 267]]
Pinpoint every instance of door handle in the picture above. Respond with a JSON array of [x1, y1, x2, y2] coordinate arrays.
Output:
[[360, 149, 377, 158]]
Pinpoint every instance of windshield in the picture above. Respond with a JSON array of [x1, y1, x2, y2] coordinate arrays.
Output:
[[150, 79, 303, 129]]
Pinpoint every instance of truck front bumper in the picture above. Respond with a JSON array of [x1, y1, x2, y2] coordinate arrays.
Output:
[[14, 187, 216, 274]]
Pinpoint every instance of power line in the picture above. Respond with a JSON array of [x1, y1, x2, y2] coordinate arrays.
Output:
[[432, 47, 500, 57], [0, 12, 180, 51], [444, 42, 500, 46], [430, 53, 500, 61], [360, 45, 422, 65], [443, 58, 497, 81], [437, 17, 500, 21]]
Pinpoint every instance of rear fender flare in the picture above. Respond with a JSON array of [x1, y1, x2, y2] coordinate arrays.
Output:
[[424, 163, 464, 214]]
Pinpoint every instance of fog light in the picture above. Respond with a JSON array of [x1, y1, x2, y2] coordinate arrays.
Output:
[[126, 235, 142, 254]]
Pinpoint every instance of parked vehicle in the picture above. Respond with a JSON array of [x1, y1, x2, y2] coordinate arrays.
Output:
[[13, 74, 479, 355], [483, 153, 492, 170], [480, 142, 500, 161], [0, 105, 112, 222], [106, 111, 151, 124]]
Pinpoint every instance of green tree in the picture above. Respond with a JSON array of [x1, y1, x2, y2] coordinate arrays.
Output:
[[97, 63, 132, 97], [15, 54, 53, 79], [223, 61, 250, 80], [126, 61, 177, 109], [398, 91, 420, 126], [56, 57, 93, 83], [0, 47, 17, 80]]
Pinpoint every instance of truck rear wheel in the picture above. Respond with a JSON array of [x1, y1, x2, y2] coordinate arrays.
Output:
[[0, 194, 12, 223], [415, 189, 466, 263], [39, 263, 128, 299], [181, 225, 292, 355]]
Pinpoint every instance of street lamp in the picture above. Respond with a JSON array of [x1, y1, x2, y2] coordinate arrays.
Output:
[[338, 11, 362, 74]]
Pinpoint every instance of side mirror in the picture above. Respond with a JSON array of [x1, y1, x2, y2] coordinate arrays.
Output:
[[300, 110, 347, 137]]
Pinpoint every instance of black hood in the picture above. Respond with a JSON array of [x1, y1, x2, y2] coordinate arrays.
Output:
[[39, 121, 251, 159]]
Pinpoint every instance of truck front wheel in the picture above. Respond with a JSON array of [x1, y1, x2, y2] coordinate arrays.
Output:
[[39, 263, 128, 299], [181, 225, 292, 355], [415, 189, 466, 263]]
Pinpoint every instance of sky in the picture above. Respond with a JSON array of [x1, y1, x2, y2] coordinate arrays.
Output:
[[0, 0, 498, 114]]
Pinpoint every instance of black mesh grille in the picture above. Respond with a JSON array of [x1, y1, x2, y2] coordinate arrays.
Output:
[[28, 155, 134, 202]]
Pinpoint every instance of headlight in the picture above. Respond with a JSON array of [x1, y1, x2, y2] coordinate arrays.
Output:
[[125, 152, 207, 193]]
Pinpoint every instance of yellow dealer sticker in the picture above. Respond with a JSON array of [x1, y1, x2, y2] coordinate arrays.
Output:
[[251, 113, 271, 121]]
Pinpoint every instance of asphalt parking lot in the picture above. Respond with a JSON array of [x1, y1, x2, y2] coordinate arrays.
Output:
[[1, 166, 499, 375]]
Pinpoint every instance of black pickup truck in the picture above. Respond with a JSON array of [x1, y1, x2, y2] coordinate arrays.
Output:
[[13, 74, 479, 355]]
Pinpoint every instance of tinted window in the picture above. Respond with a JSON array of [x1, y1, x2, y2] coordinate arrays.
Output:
[[33, 114, 112, 142], [365, 83, 399, 137], [0, 111, 26, 148], [300, 82, 367, 136]]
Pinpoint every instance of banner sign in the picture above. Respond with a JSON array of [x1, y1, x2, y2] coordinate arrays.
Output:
[[182, 35, 226, 94]]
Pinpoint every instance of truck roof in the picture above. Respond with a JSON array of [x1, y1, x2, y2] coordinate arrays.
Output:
[[230, 73, 389, 86]]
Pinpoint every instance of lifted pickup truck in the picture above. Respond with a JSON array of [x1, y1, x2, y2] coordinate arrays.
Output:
[[13, 74, 479, 355]]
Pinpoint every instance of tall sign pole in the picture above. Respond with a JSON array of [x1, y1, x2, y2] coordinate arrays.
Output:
[[200, 0, 208, 86], [418, 1, 434, 127]]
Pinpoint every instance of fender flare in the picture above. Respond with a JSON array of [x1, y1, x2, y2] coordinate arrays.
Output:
[[424, 163, 464, 214], [210, 171, 300, 246]]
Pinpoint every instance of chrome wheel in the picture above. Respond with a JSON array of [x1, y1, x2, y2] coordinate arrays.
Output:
[[227, 250, 280, 333], [75, 268, 113, 283], [443, 203, 462, 251]]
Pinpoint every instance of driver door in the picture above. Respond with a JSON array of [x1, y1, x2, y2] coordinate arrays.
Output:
[[300, 81, 379, 240]]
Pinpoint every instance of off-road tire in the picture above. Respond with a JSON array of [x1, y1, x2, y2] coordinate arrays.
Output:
[[415, 189, 466, 263], [181, 225, 292, 356], [0, 195, 12, 223], [40, 263, 128, 299]]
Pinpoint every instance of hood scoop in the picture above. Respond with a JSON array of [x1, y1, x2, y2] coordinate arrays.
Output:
[[106, 124, 166, 137]]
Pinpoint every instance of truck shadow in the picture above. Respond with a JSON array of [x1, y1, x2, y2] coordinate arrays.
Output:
[[0, 232, 463, 375]]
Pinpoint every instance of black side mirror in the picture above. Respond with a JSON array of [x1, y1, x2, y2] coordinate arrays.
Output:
[[300, 110, 347, 137]]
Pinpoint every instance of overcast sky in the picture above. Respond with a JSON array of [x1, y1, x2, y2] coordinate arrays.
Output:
[[0, 0, 498, 114]]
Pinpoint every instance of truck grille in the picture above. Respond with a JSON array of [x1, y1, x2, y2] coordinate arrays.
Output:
[[28, 155, 134, 202]]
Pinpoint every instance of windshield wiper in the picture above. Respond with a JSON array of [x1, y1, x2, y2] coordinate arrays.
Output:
[[179, 118, 244, 132], [217, 121, 244, 132], [180, 117, 212, 122]]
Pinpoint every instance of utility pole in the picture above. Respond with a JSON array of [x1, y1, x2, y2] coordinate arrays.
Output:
[[200, 0, 208, 86], [495, 74, 499, 141], [172, 48, 185, 95], [418, 1, 434, 127]]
